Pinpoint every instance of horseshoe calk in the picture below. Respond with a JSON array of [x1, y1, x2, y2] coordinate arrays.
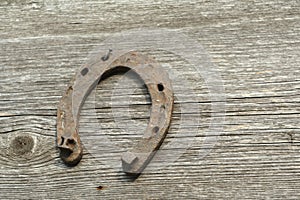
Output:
[[57, 50, 174, 174]]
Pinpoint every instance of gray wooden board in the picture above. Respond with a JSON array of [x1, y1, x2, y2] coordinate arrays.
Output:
[[0, 0, 300, 199]]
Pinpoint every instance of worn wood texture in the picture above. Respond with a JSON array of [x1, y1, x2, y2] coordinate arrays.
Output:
[[0, 0, 299, 199]]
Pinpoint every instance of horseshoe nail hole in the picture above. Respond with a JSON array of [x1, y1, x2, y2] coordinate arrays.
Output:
[[67, 139, 75, 145], [161, 105, 166, 110], [157, 83, 164, 91], [81, 68, 89, 76], [153, 126, 159, 133]]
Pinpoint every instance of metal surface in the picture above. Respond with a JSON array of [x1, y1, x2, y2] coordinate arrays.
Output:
[[57, 50, 174, 174]]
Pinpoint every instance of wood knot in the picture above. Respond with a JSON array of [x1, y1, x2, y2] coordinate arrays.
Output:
[[10, 135, 34, 156]]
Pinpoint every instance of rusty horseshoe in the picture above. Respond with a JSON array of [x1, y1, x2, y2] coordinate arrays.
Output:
[[57, 50, 174, 174]]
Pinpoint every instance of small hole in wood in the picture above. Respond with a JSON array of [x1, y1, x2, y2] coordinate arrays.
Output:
[[96, 186, 104, 190], [157, 83, 164, 91]]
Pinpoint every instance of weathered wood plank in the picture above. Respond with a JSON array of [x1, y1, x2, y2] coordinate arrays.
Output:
[[0, 0, 299, 199]]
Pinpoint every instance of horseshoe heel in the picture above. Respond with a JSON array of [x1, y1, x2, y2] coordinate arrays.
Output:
[[57, 51, 174, 174]]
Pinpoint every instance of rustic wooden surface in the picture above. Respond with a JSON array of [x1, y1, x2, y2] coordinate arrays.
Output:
[[0, 0, 299, 199]]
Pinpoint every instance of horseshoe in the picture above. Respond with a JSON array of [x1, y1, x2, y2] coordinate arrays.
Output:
[[57, 50, 174, 174]]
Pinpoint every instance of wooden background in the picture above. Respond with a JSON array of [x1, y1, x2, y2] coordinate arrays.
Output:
[[0, 0, 299, 199]]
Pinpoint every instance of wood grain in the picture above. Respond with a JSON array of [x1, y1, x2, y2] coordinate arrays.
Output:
[[0, 0, 299, 199]]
